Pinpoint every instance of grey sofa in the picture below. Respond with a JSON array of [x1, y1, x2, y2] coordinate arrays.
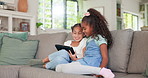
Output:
[[0, 29, 148, 78]]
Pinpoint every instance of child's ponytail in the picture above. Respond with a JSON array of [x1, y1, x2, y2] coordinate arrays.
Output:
[[82, 8, 113, 48]]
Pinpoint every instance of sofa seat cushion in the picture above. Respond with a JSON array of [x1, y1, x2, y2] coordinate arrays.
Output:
[[121, 74, 145, 78], [28, 32, 68, 59], [127, 31, 148, 73], [19, 67, 94, 78], [113, 72, 145, 78], [113, 72, 127, 78], [108, 29, 134, 72], [0, 65, 29, 78]]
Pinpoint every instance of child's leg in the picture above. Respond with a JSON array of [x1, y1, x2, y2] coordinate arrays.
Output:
[[45, 55, 70, 70], [56, 62, 115, 78], [43, 49, 68, 63], [56, 62, 101, 74]]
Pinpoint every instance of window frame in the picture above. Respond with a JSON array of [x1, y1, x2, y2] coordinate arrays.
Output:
[[38, 0, 78, 29], [123, 12, 139, 30]]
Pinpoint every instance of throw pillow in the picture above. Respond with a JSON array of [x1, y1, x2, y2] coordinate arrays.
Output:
[[127, 31, 148, 73], [0, 32, 28, 48], [143, 64, 148, 77], [0, 32, 28, 40], [108, 29, 134, 72], [0, 36, 39, 65]]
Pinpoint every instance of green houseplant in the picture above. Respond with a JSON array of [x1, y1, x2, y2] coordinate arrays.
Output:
[[36, 22, 43, 28]]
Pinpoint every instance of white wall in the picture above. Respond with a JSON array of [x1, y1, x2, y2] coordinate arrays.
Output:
[[28, 0, 38, 16], [15, 0, 38, 16], [122, 0, 140, 14], [141, 0, 148, 3], [83, 0, 116, 30]]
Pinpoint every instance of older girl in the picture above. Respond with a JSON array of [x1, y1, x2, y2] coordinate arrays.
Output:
[[56, 8, 115, 78]]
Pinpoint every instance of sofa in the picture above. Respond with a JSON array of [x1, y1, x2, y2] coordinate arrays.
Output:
[[0, 29, 147, 78]]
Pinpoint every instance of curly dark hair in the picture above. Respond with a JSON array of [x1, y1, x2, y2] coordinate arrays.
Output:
[[82, 8, 113, 48]]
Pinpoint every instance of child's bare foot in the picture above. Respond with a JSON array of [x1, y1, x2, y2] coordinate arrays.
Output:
[[42, 57, 50, 63], [99, 67, 115, 78], [43, 64, 46, 68]]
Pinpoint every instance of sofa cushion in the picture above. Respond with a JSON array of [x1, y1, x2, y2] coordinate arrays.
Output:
[[108, 29, 134, 72], [0, 65, 28, 78], [121, 74, 145, 78], [143, 64, 148, 77], [0, 36, 39, 65], [28, 32, 68, 59], [65, 32, 73, 41], [127, 31, 148, 73], [19, 67, 94, 78], [113, 72, 127, 78], [0, 32, 28, 47], [0, 32, 28, 41]]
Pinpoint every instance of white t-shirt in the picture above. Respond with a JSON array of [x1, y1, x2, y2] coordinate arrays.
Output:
[[64, 38, 87, 58]]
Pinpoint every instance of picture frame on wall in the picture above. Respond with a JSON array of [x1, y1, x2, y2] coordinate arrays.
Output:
[[20, 22, 29, 32]]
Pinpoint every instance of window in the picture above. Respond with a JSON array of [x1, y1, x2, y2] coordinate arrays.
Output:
[[123, 12, 138, 30], [38, 0, 78, 29]]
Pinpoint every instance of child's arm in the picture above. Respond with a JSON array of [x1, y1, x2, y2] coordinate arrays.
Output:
[[82, 47, 86, 57], [99, 44, 108, 68]]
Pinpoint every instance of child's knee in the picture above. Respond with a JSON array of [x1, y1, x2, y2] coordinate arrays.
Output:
[[56, 64, 63, 72], [55, 57, 69, 64], [56, 57, 64, 62], [56, 64, 68, 73], [60, 50, 69, 57]]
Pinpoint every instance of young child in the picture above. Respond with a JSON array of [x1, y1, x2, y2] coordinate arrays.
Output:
[[42, 23, 87, 70], [56, 8, 115, 78]]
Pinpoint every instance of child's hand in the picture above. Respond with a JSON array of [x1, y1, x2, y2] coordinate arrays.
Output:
[[68, 50, 77, 61]]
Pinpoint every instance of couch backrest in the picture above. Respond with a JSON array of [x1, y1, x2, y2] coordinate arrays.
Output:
[[108, 29, 134, 73], [28, 32, 68, 59], [65, 32, 73, 41], [127, 31, 148, 74]]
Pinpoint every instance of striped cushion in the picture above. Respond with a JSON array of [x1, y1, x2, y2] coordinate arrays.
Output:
[[0, 65, 27, 78]]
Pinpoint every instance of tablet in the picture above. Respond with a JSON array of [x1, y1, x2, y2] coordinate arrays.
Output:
[[55, 44, 75, 55]]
